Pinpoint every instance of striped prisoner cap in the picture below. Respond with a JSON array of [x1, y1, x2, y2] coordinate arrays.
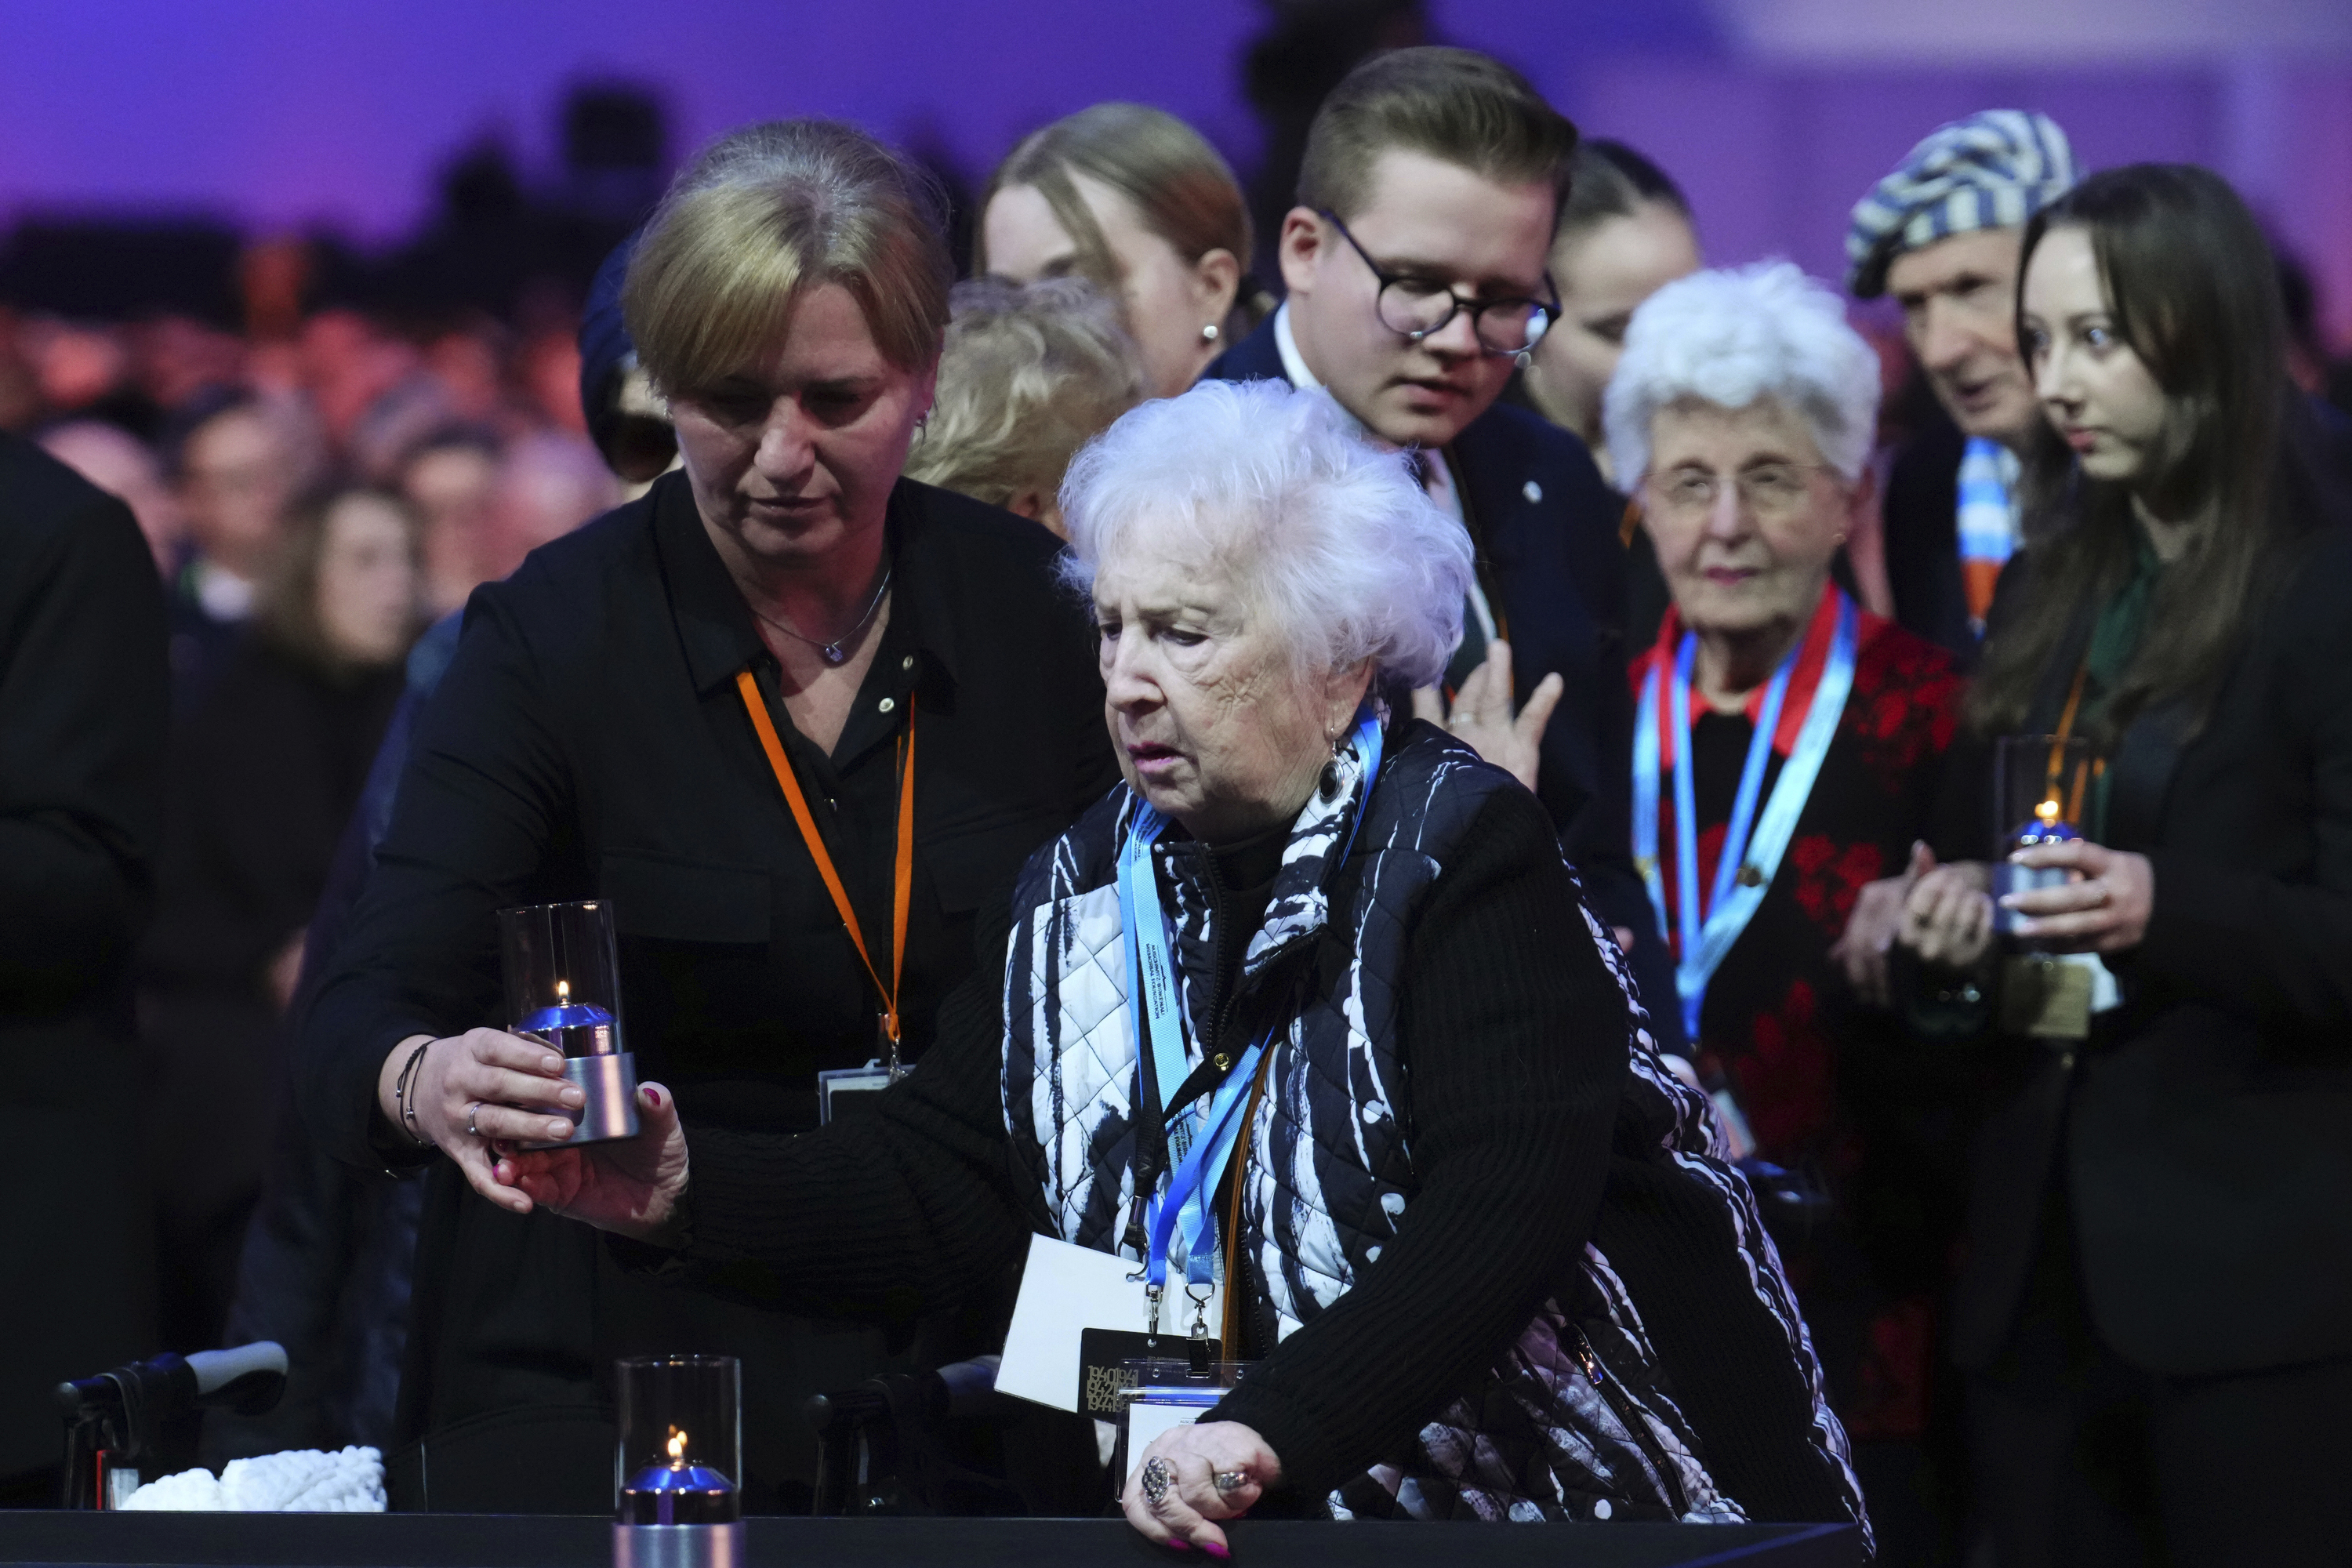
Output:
[[1846, 110, 2080, 299]]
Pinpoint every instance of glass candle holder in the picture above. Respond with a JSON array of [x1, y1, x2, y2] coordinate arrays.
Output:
[[1991, 735, 2096, 938], [614, 1357, 742, 1568], [499, 899, 638, 1147]]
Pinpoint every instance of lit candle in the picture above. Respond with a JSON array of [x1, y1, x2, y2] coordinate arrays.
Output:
[[518, 976, 615, 1040], [2016, 795, 2080, 847], [621, 1425, 737, 1526]]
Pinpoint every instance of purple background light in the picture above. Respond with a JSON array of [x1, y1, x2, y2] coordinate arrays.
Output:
[[3, 0, 2349, 340]]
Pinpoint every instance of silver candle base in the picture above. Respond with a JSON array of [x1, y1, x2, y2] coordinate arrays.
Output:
[[1992, 862, 2071, 935], [521, 1051, 641, 1148], [613, 1521, 742, 1568]]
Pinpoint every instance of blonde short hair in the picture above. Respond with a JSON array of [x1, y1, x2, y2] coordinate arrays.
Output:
[[624, 120, 953, 394], [977, 103, 1252, 289], [904, 277, 1145, 518]]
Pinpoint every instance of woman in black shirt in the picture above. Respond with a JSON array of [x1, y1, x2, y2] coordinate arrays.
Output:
[[297, 122, 1118, 1511]]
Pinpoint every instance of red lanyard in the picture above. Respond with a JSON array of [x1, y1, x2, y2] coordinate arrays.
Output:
[[733, 670, 916, 1058]]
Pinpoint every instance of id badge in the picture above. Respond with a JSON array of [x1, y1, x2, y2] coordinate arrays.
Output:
[[1120, 1385, 1223, 1479], [1076, 1329, 1224, 1418], [996, 1234, 1220, 1413], [2001, 955, 2094, 1040], [816, 1060, 901, 1125]]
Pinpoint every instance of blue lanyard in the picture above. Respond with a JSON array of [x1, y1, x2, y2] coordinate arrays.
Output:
[[1634, 594, 1858, 1045], [1116, 711, 1385, 1296]]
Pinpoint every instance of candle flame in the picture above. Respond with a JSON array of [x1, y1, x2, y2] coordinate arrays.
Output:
[[2035, 798, 2060, 824], [666, 1426, 688, 1464], [557, 979, 570, 1005]]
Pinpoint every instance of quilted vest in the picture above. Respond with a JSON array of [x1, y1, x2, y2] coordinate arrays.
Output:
[[999, 720, 1867, 1538]]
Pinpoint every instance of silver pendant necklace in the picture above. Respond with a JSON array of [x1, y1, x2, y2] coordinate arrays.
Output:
[[748, 566, 892, 666]]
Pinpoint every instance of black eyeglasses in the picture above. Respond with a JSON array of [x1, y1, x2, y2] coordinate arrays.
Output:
[[1319, 210, 1559, 357]]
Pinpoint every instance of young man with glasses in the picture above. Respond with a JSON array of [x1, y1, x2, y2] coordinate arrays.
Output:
[[1207, 45, 1675, 1045]]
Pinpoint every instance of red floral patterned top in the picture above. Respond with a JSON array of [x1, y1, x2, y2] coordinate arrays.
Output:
[[1632, 584, 1973, 1438]]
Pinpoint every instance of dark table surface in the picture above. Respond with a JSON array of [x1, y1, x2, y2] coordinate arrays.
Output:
[[0, 1512, 1862, 1568]]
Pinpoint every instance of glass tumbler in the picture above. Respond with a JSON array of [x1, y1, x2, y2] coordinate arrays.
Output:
[[615, 1356, 742, 1568], [499, 899, 638, 1147]]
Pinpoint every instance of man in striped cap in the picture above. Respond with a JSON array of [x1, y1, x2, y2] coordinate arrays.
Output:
[[1848, 110, 2078, 659]]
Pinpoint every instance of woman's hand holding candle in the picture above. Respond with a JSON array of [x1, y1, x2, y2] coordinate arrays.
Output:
[[501, 1081, 690, 1243], [1998, 840, 2154, 952], [372, 1028, 583, 1212]]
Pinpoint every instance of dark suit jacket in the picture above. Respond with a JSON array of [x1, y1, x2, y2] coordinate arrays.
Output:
[[1879, 407, 1976, 665], [0, 434, 168, 1475], [1205, 320, 1678, 1046], [1951, 514, 2352, 1376]]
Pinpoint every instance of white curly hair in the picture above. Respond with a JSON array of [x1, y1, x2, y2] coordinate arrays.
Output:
[[1058, 379, 1471, 688], [1603, 260, 1882, 488]]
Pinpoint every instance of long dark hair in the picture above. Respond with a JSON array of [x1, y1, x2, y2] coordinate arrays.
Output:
[[1969, 163, 2318, 741], [260, 484, 420, 679]]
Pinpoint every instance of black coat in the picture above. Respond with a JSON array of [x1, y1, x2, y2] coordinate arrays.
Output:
[[1951, 519, 2352, 1375], [296, 473, 1118, 1508], [0, 433, 169, 1478], [1204, 320, 1678, 1044], [1878, 408, 1976, 665], [140, 638, 405, 1355]]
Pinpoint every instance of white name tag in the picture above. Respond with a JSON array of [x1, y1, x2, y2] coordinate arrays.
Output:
[[996, 1233, 1220, 1413], [815, 1064, 897, 1125], [2063, 951, 2124, 1014], [1125, 1400, 1207, 1475]]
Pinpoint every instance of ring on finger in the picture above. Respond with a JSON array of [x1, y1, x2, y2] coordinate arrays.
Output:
[[466, 1102, 483, 1139], [1214, 1470, 1247, 1496], [1140, 1457, 1172, 1508]]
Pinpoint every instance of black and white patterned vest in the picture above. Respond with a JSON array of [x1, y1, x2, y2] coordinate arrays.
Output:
[[999, 720, 1867, 1540]]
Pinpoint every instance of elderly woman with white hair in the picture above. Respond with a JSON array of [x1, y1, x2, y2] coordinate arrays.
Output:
[[1606, 261, 1976, 1486], [511, 378, 1869, 1547]]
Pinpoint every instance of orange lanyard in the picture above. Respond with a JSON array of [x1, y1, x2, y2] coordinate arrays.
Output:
[[734, 669, 916, 1065], [2047, 666, 2101, 826]]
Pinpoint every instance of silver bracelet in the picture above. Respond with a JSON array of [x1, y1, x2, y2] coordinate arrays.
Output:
[[394, 1038, 436, 1149]]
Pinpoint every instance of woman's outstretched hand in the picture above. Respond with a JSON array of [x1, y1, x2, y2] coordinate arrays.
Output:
[[498, 1082, 691, 1245], [1410, 641, 1562, 793], [374, 1028, 583, 1214], [1123, 1420, 1280, 1557]]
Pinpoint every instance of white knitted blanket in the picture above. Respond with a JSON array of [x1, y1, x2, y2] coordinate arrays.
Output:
[[120, 1446, 385, 1512]]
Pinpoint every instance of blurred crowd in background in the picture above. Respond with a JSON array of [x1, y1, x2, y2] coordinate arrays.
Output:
[[0, 86, 670, 1392]]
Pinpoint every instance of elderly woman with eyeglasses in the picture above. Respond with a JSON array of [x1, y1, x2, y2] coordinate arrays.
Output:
[[509, 378, 1868, 1548], [1607, 261, 1982, 1476]]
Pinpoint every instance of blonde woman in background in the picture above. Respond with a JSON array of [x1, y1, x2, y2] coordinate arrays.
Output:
[[903, 276, 1145, 537], [978, 103, 1257, 397]]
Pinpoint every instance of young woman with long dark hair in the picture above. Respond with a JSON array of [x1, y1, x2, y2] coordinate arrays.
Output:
[[1893, 163, 2352, 1564]]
